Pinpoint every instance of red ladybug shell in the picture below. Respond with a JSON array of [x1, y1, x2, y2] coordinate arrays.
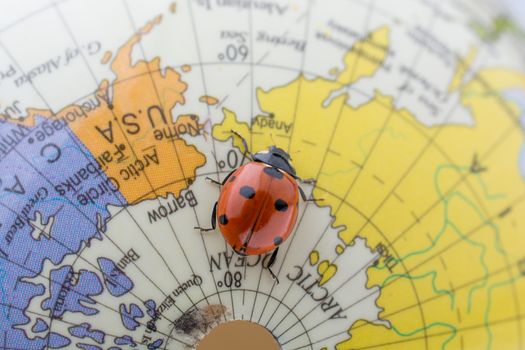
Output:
[[217, 162, 299, 255]]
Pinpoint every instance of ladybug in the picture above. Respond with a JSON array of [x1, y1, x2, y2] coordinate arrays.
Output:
[[196, 130, 317, 282]]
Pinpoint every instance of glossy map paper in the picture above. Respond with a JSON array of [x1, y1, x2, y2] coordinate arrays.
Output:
[[0, 0, 525, 349]]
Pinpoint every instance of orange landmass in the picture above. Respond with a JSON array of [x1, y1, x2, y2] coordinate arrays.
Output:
[[101, 50, 112, 64], [181, 64, 192, 72], [6, 15, 206, 204], [199, 95, 219, 105]]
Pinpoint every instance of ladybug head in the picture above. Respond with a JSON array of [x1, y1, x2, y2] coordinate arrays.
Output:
[[253, 146, 296, 176]]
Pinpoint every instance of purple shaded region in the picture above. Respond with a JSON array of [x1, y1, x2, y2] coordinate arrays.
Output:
[[0, 115, 128, 349], [68, 322, 105, 344], [77, 343, 102, 350], [119, 303, 144, 331], [144, 299, 157, 318], [32, 318, 49, 333], [48, 332, 71, 349], [97, 257, 134, 297], [0, 122, 30, 162], [0, 260, 8, 318], [504, 89, 525, 179], [41, 266, 103, 318], [114, 335, 137, 347], [148, 339, 163, 349], [0, 279, 46, 348]]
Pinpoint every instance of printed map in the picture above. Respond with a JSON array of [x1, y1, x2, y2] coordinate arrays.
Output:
[[0, 0, 524, 349]]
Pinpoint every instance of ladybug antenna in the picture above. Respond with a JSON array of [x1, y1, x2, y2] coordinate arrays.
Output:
[[269, 133, 276, 145], [288, 149, 301, 161]]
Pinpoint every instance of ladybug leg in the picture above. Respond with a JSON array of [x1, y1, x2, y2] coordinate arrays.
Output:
[[194, 202, 217, 232], [294, 176, 317, 185], [299, 186, 307, 201], [299, 186, 324, 202], [211, 201, 217, 229], [206, 169, 236, 187], [230, 129, 253, 161], [205, 177, 222, 186], [299, 177, 317, 185], [264, 248, 280, 284], [221, 170, 236, 185]]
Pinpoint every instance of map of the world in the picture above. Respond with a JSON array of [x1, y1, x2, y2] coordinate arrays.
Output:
[[0, 0, 525, 349]]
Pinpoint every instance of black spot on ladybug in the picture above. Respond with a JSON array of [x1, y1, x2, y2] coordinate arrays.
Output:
[[240, 186, 256, 199], [274, 236, 283, 246], [274, 199, 288, 212], [229, 175, 236, 182], [219, 214, 228, 225], [263, 166, 283, 179]]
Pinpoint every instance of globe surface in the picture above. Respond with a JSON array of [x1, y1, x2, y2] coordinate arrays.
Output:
[[0, 0, 524, 349]]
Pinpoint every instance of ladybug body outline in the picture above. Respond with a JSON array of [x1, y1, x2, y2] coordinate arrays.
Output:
[[217, 161, 299, 256], [196, 130, 317, 282]]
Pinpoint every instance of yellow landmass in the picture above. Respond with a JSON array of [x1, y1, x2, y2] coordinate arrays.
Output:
[[336, 26, 389, 85], [213, 24, 525, 350], [3, 15, 206, 204], [212, 108, 251, 152], [449, 47, 477, 92], [329, 67, 339, 76], [181, 64, 192, 72]]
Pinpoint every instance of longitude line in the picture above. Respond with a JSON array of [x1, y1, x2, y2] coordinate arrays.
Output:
[[54, 0, 201, 308], [0, 3, 201, 348], [0, 34, 192, 347], [350, 254, 524, 333], [0, 299, 154, 349], [292, 311, 525, 350], [276, 44, 493, 339], [120, 0, 210, 309], [0, 253, 190, 348], [185, 0, 233, 321], [263, 0, 381, 332], [253, 0, 314, 327], [282, 190, 525, 346], [54, 5, 211, 341]]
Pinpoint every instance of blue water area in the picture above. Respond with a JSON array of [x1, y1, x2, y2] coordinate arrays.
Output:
[[48, 332, 71, 348], [42, 265, 103, 318], [114, 335, 137, 347], [144, 299, 157, 318], [119, 302, 144, 331], [77, 343, 102, 350], [32, 318, 49, 333], [68, 323, 105, 344], [504, 89, 525, 179], [0, 116, 128, 348], [148, 339, 163, 349], [0, 260, 7, 319], [98, 257, 134, 297]]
